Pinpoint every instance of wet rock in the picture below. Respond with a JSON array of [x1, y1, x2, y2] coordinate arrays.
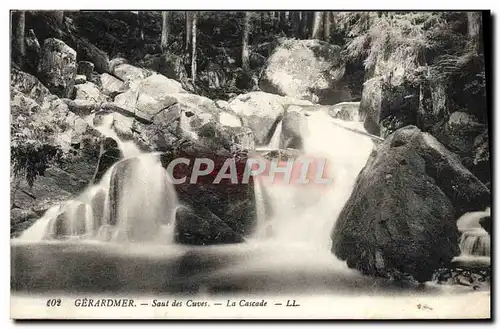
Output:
[[174, 206, 244, 245], [160, 142, 256, 241], [227, 91, 312, 145], [37, 38, 77, 98], [479, 216, 491, 235], [280, 106, 308, 150], [331, 125, 490, 282], [259, 39, 349, 104], [198, 122, 255, 152], [77, 60, 94, 80], [92, 137, 122, 183]]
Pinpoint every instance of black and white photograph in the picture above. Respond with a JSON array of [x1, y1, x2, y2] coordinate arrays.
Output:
[[9, 9, 491, 319]]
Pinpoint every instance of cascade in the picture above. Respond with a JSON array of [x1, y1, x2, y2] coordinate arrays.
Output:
[[251, 110, 374, 249], [18, 113, 179, 244], [457, 208, 491, 257]]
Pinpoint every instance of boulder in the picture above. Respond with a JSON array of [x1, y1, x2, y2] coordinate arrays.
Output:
[[174, 206, 245, 245], [114, 73, 184, 120], [218, 111, 242, 127], [112, 63, 150, 84], [479, 216, 491, 235], [11, 68, 51, 105], [74, 82, 108, 103], [73, 37, 110, 74], [101, 73, 125, 98], [198, 122, 255, 152], [331, 126, 490, 282], [259, 39, 349, 104], [227, 91, 312, 145], [109, 57, 128, 72], [37, 38, 77, 98], [77, 61, 94, 80], [160, 141, 257, 241], [359, 77, 419, 138], [280, 106, 307, 150]]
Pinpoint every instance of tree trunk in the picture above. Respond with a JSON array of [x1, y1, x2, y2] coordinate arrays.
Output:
[[280, 11, 286, 24], [11, 10, 26, 68], [54, 11, 64, 27], [300, 11, 313, 39], [323, 12, 331, 40], [292, 11, 301, 38], [467, 12, 482, 53], [185, 11, 193, 51], [161, 11, 170, 54], [191, 12, 197, 85], [311, 11, 323, 39], [259, 12, 265, 34], [241, 12, 250, 71]]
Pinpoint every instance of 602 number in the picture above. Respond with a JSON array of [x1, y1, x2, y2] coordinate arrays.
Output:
[[46, 299, 62, 307]]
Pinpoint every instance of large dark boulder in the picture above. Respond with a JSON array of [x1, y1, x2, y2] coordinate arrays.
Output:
[[160, 141, 257, 242], [174, 205, 244, 245], [331, 125, 490, 282], [259, 39, 350, 104]]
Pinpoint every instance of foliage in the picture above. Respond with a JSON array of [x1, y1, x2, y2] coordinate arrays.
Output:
[[338, 12, 473, 80]]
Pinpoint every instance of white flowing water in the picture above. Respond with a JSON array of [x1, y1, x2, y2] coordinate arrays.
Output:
[[456, 208, 491, 257], [18, 114, 179, 244], [251, 111, 374, 249]]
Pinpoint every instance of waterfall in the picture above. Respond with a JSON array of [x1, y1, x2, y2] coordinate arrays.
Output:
[[91, 113, 142, 158], [460, 230, 490, 257], [18, 114, 179, 244], [251, 111, 374, 249], [266, 120, 283, 149], [456, 208, 491, 257]]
